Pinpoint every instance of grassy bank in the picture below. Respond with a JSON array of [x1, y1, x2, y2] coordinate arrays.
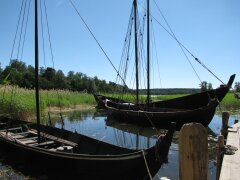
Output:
[[220, 93, 240, 109], [153, 93, 240, 110], [1, 86, 239, 120], [0, 86, 95, 120]]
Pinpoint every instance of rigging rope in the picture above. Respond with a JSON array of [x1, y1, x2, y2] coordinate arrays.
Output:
[[20, 0, 31, 60], [42, 0, 64, 126], [142, 1, 225, 85], [151, 20, 162, 88], [40, 0, 52, 125], [17, 0, 27, 60], [141, 150, 153, 180], [43, 0, 55, 69], [115, 7, 134, 98], [69, 0, 127, 87], [152, 0, 203, 84], [10, 0, 25, 60]]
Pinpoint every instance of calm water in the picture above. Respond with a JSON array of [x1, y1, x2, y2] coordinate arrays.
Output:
[[0, 109, 239, 179]]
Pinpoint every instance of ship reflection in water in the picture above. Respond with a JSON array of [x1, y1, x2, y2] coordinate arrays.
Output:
[[0, 109, 237, 179]]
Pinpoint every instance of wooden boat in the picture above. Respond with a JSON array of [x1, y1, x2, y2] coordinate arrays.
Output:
[[95, 0, 236, 129], [0, 116, 175, 179], [95, 72, 234, 111], [94, 94, 129, 109], [106, 74, 235, 129], [0, 0, 175, 179]]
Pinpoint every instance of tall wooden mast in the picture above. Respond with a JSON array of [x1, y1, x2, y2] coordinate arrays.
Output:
[[133, 0, 139, 104], [35, 0, 41, 143], [147, 0, 150, 108]]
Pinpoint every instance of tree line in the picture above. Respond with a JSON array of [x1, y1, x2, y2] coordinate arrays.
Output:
[[0, 60, 128, 93], [1, 60, 239, 95]]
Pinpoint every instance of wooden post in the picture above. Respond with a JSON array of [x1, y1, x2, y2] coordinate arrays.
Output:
[[221, 112, 230, 139], [216, 135, 224, 180], [179, 123, 208, 180], [234, 119, 238, 124]]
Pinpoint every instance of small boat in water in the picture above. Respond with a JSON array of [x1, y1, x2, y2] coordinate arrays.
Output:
[[105, 74, 235, 129], [0, 116, 175, 179], [94, 0, 235, 129]]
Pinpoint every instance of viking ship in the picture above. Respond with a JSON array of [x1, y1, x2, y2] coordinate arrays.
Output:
[[94, 0, 235, 128]]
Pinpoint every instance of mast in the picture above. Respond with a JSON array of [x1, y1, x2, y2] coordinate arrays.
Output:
[[147, 0, 150, 108], [35, 0, 41, 143], [133, 0, 139, 104]]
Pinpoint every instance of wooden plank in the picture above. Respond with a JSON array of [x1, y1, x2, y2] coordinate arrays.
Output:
[[29, 129, 77, 147], [18, 136, 38, 141], [14, 131, 31, 135], [19, 139, 37, 144], [179, 123, 208, 180], [219, 122, 240, 180], [31, 141, 55, 147], [0, 127, 22, 132], [9, 134, 24, 139]]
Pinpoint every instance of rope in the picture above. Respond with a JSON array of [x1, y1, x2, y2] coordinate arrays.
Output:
[[141, 150, 153, 180], [40, 0, 52, 126], [20, 0, 31, 60], [151, 20, 162, 88], [69, 0, 127, 87], [115, 7, 134, 96], [43, 0, 55, 69], [140, 1, 225, 85], [143, 112, 160, 135], [152, 0, 203, 85], [17, 0, 27, 60], [10, 0, 24, 60]]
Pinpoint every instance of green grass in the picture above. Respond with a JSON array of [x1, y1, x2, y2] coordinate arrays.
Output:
[[220, 93, 240, 109], [1, 86, 239, 120], [0, 85, 95, 120]]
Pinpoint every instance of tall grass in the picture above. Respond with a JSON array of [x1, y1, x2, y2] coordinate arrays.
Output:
[[220, 93, 240, 109], [1, 86, 239, 120], [0, 85, 95, 120]]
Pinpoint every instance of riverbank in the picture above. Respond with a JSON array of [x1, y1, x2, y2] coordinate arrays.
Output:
[[0, 86, 239, 121], [0, 86, 96, 120]]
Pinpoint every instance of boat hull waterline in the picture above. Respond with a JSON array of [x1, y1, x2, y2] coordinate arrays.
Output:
[[0, 117, 175, 179], [104, 74, 235, 129]]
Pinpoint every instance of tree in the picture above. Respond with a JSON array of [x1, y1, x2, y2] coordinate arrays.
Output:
[[207, 83, 213, 90], [199, 81, 208, 92], [234, 82, 240, 92], [0, 62, 2, 74], [199, 81, 212, 92], [10, 59, 27, 72], [54, 70, 68, 89]]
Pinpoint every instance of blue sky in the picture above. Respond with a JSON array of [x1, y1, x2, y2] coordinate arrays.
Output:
[[0, 0, 239, 88]]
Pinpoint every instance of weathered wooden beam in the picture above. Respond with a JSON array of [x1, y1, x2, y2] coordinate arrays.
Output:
[[219, 122, 240, 180], [179, 123, 208, 180], [221, 112, 230, 138], [216, 135, 225, 180]]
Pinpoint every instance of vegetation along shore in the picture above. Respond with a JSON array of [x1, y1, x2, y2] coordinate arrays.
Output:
[[0, 85, 239, 121]]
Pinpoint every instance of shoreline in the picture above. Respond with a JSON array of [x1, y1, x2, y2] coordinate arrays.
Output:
[[45, 104, 96, 113]]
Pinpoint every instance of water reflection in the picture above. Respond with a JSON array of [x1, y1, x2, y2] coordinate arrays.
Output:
[[0, 108, 239, 179]]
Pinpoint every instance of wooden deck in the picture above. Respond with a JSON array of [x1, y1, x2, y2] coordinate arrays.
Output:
[[219, 122, 240, 180]]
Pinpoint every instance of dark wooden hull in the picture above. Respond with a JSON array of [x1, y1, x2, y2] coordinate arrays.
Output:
[[106, 99, 218, 130], [105, 75, 235, 129], [0, 117, 174, 179], [93, 94, 128, 109]]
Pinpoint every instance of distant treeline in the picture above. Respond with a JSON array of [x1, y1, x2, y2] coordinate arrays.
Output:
[[140, 88, 200, 95], [0, 60, 205, 95], [0, 60, 128, 93]]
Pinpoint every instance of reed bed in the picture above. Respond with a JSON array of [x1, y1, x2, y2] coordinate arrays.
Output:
[[220, 93, 240, 109], [0, 86, 95, 120], [0, 86, 239, 120]]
